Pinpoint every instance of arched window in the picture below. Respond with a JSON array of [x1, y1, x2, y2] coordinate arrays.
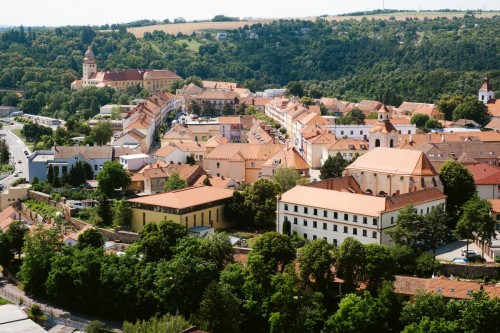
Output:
[[390, 139, 394, 148], [375, 139, 380, 147], [378, 191, 387, 196]]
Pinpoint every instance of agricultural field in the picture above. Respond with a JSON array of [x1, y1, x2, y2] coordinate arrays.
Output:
[[128, 11, 500, 37]]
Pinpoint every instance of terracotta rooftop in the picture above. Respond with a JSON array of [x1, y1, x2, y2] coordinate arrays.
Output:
[[346, 147, 438, 176], [202, 80, 238, 90], [128, 185, 234, 209], [263, 147, 310, 170], [486, 99, 500, 117], [327, 138, 369, 151], [398, 131, 500, 149], [219, 116, 241, 124], [369, 119, 397, 134], [193, 175, 235, 189], [205, 135, 229, 148], [305, 176, 363, 193], [465, 163, 500, 185], [54, 146, 113, 159], [488, 199, 500, 213], [479, 75, 493, 92], [0, 206, 17, 231], [384, 188, 447, 212], [206, 143, 283, 161], [195, 90, 239, 100]]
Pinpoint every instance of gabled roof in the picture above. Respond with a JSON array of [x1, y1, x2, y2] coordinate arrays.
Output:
[[305, 176, 363, 193], [128, 185, 234, 209], [465, 163, 500, 185], [263, 147, 310, 170], [0, 206, 17, 231], [326, 138, 369, 151], [54, 146, 113, 160], [486, 99, 500, 117], [346, 147, 438, 176], [195, 90, 239, 100], [193, 175, 235, 189], [394, 275, 489, 299], [480, 75, 493, 92], [206, 143, 283, 161], [205, 135, 229, 148], [202, 81, 238, 90], [384, 188, 446, 212]]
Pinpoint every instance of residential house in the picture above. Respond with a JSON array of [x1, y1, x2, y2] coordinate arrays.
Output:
[[354, 100, 383, 116], [465, 163, 500, 199], [302, 131, 337, 169], [398, 102, 445, 120], [0, 184, 30, 210], [128, 186, 234, 232], [261, 147, 310, 178], [293, 112, 328, 151], [265, 97, 290, 125], [0, 206, 19, 231], [236, 97, 273, 112], [195, 90, 239, 112], [176, 83, 203, 96], [344, 147, 442, 196], [154, 141, 207, 165], [321, 138, 369, 163], [193, 175, 236, 189], [112, 128, 147, 153], [204, 143, 284, 183], [219, 115, 255, 142], [247, 121, 275, 145], [161, 123, 196, 144], [119, 153, 155, 171], [276, 182, 446, 246], [205, 135, 230, 154], [202, 81, 238, 90], [398, 131, 500, 149]]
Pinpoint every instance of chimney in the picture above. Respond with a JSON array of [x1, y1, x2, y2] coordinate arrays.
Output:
[[409, 134, 413, 143], [221, 175, 225, 180], [178, 162, 181, 165], [441, 134, 445, 143]]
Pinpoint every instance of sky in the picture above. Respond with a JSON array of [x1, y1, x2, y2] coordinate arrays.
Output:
[[1, 0, 498, 26]]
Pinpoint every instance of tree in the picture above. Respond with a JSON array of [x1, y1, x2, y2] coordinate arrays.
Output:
[[123, 313, 191, 333], [196, 282, 242, 333], [452, 100, 490, 126], [400, 292, 453, 327], [424, 119, 443, 131], [186, 154, 195, 165], [76, 228, 104, 250], [271, 166, 304, 193], [189, 100, 201, 116], [110, 105, 122, 120], [298, 239, 333, 291], [47, 164, 55, 185], [402, 317, 460, 333], [410, 114, 430, 128], [336, 108, 365, 125], [202, 176, 212, 186], [4, 220, 28, 259], [0, 138, 9, 164], [112, 199, 132, 227], [286, 81, 304, 97], [422, 204, 450, 255], [163, 171, 188, 192], [437, 95, 476, 120], [439, 160, 476, 222], [243, 179, 282, 228], [137, 220, 187, 262], [20, 226, 62, 295], [90, 121, 113, 146], [363, 244, 397, 294], [251, 232, 295, 274], [282, 217, 291, 236], [335, 237, 365, 293], [319, 152, 347, 180], [97, 161, 131, 197], [456, 194, 495, 259], [201, 232, 234, 272], [68, 161, 94, 186], [221, 102, 234, 116], [93, 193, 113, 227], [415, 252, 440, 277], [85, 320, 109, 333], [460, 290, 500, 333]]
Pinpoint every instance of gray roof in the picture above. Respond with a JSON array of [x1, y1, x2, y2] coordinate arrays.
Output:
[[54, 146, 113, 160]]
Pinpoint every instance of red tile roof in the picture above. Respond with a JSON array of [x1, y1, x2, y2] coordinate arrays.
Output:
[[465, 163, 500, 185]]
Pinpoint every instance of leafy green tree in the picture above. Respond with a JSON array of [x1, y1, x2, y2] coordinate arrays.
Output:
[[90, 120, 113, 145], [196, 282, 242, 333], [85, 320, 109, 333], [4, 220, 28, 260], [186, 154, 195, 165], [437, 94, 476, 120], [402, 317, 460, 333], [363, 244, 397, 294], [163, 171, 188, 192], [251, 232, 295, 274], [112, 198, 132, 227], [271, 166, 304, 193], [76, 228, 104, 250], [319, 152, 347, 180], [123, 313, 191, 333], [138, 220, 187, 262], [282, 217, 291, 236], [390, 245, 416, 275], [0, 138, 9, 164], [47, 165, 55, 185], [456, 194, 495, 258], [335, 237, 365, 293], [243, 179, 282, 228], [410, 114, 430, 128], [201, 232, 234, 272], [298, 239, 334, 292], [20, 226, 62, 295], [439, 160, 476, 222], [336, 108, 365, 125], [415, 252, 440, 277], [400, 292, 453, 327], [189, 100, 201, 116], [202, 175, 212, 186], [386, 203, 422, 249], [68, 161, 94, 186], [452, 100, 490, 126], [422, 204, 450, 255], [97, 161, 131, 197], [286, 81, 304, 97], [460, 291, 500, 333], [221, 102, 234, 116], [424, 119, 443, 131]]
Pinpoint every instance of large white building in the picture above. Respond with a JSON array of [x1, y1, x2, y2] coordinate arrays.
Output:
[[276, 180, 446, 246]]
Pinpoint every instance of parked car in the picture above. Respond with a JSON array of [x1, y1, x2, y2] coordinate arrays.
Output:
[[452, 257, 468, 264], [461, 249, 479, 258]]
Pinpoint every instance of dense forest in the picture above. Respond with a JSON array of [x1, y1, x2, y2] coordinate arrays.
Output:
[[0, 14, 498, 120]]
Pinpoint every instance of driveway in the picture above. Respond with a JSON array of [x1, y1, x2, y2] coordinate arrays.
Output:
[[434, 240, 493, 262]]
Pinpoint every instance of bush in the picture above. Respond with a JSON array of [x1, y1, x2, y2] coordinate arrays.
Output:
[[30, 304, 42, 317]]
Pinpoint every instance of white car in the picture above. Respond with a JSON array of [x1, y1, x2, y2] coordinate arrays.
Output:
[[461, 249, 479, 258]]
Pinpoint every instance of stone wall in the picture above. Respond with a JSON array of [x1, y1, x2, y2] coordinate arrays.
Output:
[[69, 217, 140, 244], [440, 263, 500, 279], [27, 190, 51, 203]]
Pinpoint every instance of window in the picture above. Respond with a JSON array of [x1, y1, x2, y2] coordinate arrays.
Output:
[[372, 231, 377, 239], [303, 220, 308, 227], [323, 210, 328, 218], [344, 214, 348, 221], [313, 221, 317, 228], [363, 217, 367, 224], [353, 215, 358, 222], [363, 230, 367, 237], [284, 204, 289, 211], [372, 218, 377, 226], [353, 228, 357, 235], [294, 205, 298, 212], [216, 162, 220, 168], [344, 226, 348, 233], [333, 239, 338, 246], [391, 216, 394, 224], [94, 165, 98, 171], [323, 223, 327, 230], [250, 162, 255, 167], [293, 217, 298, 225], [427, 207, 430, 214], [333, 224, 337, 232], [303, 233, 308, 239], [313, 235, 317, 240], [304, 207, 308, 214], [313, 208, 318, 216], [334, 212, 338, 219]]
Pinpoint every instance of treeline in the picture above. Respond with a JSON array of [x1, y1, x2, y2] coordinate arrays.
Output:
[[0, 15, 498, 118]]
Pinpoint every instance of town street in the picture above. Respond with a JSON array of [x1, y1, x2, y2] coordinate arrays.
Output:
[[0, 119, 30, 188]]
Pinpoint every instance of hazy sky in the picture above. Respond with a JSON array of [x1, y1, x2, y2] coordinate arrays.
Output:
[[1, 0, 498, 26]]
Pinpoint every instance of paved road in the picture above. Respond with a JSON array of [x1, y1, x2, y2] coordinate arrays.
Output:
[[434, 239, 493, 262], [0, 119, 30, 189]]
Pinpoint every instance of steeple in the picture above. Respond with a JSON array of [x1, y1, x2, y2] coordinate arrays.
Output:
[[82, 45, 97, 83], [479, 74, 494, 104], [369, 104, 398, 150]]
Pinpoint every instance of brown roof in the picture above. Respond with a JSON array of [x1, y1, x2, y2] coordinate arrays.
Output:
[[162, 124, 195, 140], [205, 135, 229, 148], [195, 90, 238, 100], [369, 120, 397, 134], [54, 146, 113, 159], [356, 100, 382, 112], [307, 131, 337, 145], [485, 118, 500, 130], [193, 175, 235, 189], [365, 118, 411, 126], [127, 128, 146, 140], [263, 147, 310, 170], [185, 124, 221, 134], [346, 147, 438, 176], [219, 116, 241, 124], [465, 163, 500, 185], [143, 70, 182, 80], [305, 176, 363, 193], [399, 131, 500, 149], [486, 99, 500, 118], [394, 275, 490, 299], [202, 81, 238, 90], [414, 142, 500, 165], [479, 75, 493, 92], [206, 143, 283, 161], [128, 185, 234, 209], [398, 102, 442, 116], [384, 188, 446, 212], [327, 138, 369, 151], [0, 206, 17, 231], [488, 199, 500, 213]]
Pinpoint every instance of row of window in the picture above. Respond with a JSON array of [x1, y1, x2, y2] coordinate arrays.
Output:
[[288, 217, 377, 238], [284, 204, 377, 225], [301, 231, 377, 242]]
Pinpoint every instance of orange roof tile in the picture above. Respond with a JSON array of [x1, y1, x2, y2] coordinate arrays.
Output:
[[394, 275, 489, 299], [206, 143, 283, 161], [487, 99, 500, 118], [263, 147, 310, 170], [465, 163, 500, 185]]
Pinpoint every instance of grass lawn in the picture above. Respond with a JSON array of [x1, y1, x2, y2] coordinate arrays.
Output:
[[0, 297, 11, 305], [175, 39, 202, 53], [10, 129, 35, 151]]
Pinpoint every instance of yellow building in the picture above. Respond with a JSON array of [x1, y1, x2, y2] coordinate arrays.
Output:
[[128, 185, 234, 232]]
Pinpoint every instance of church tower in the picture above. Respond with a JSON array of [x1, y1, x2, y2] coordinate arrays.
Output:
[[82, 46, 96, 86], [479, 74, 494, 104], [369, 104, 398, 150]]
